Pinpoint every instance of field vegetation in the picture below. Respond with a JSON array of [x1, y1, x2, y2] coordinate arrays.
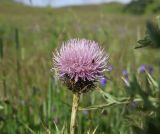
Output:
[[0, 0, 160, 133]]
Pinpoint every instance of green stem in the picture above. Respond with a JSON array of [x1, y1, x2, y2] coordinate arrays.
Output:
[[70, 93, 80, 134], [79, 97, 159, 111]]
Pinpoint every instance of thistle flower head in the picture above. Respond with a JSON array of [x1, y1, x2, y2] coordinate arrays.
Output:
[[53, 38, 110, 93]]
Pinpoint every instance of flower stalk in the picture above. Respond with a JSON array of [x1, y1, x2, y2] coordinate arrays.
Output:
[[70, 93, 80, 134]]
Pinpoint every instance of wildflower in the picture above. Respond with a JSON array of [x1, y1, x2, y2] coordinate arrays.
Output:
[[53, 39, 110, 93], [100, 77, 107, 87], [122, 69, 130, 87], [138, 64, 146, 73], [122, 69, 128, 79], [147, 65, 154, 74], [138, 64, 154, 74]]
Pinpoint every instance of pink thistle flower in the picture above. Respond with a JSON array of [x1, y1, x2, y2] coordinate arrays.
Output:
[[53, 39, 110, 92]]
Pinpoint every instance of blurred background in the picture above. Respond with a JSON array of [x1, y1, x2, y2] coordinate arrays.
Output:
[[0, 0, 160, 134]]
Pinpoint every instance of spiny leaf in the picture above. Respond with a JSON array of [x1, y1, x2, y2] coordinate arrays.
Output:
[[147, 21, 160, 47], [136, 35, 152, 49], [135, 20, 160, 49]]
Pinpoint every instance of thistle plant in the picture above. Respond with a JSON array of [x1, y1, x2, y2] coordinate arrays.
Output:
[[53, 38, 110, 134], [135, 16, 160, 49]]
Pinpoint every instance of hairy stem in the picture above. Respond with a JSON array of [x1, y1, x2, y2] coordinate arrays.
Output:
[[70, 93, 80, 134]]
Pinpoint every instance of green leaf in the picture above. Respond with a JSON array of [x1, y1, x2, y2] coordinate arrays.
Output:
[[135, 20, 160, 49], [146, 72, 159, 91], [92, 125, 99, 134], [147, 21, 160, 48], [53, 121, 60, 134], [98, 88, 118, 103]]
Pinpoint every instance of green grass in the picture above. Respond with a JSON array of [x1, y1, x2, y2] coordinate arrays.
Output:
[[0, 1, 160, 134]]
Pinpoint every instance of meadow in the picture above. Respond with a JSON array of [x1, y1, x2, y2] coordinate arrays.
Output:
[[0, 1, 160, 134]]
